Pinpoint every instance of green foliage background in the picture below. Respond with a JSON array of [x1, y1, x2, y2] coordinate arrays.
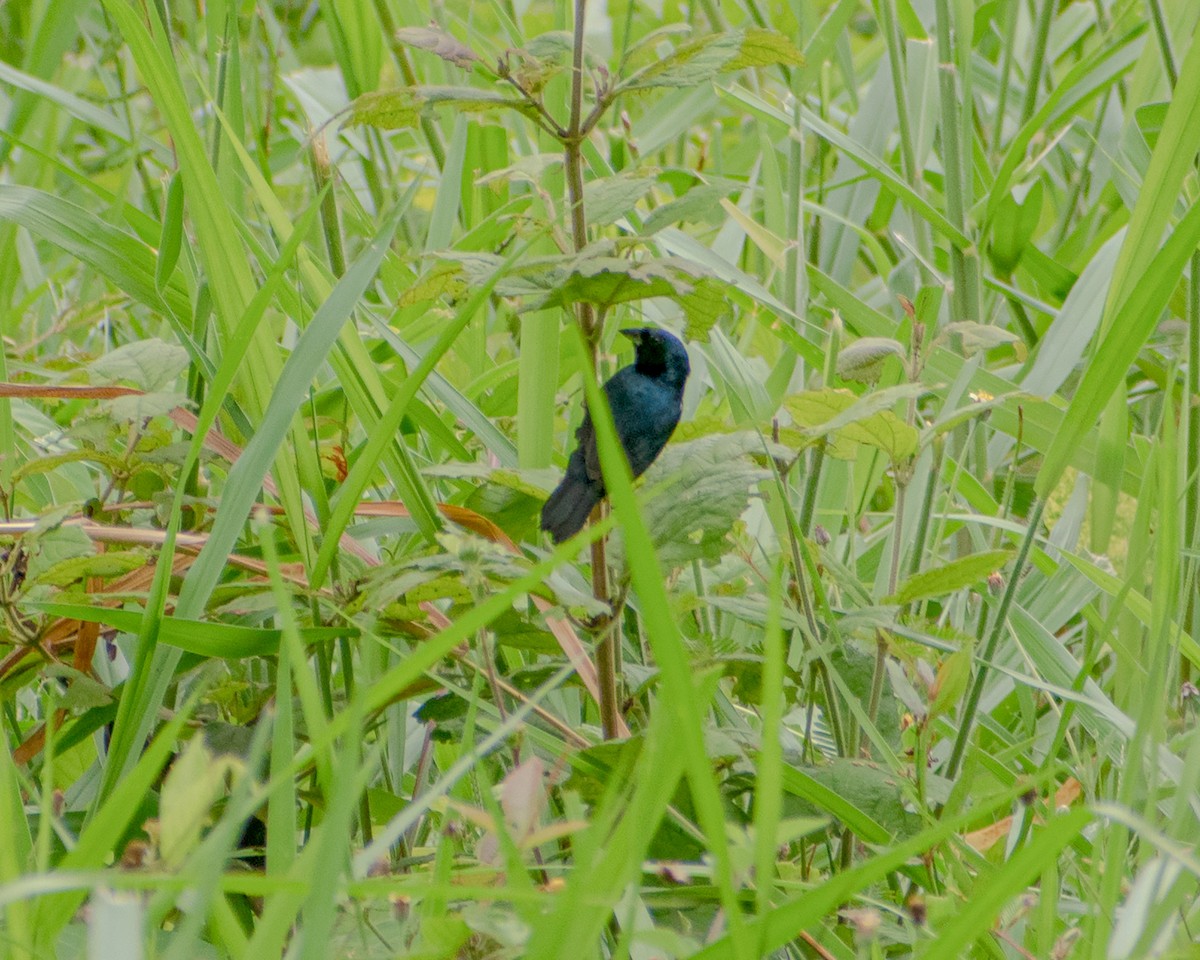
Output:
[[1, 0, 1199, 957]]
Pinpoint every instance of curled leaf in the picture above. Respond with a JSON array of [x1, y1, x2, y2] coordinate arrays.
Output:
[[836, 337, 905, 382], [396, 25, 479, 69]]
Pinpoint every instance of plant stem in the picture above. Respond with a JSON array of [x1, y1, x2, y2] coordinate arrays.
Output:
[[944, 498, 1046, 783], [563, 0, 620, 740]]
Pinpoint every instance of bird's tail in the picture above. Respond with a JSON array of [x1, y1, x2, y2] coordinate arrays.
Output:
[[540, 458, 601, 543]]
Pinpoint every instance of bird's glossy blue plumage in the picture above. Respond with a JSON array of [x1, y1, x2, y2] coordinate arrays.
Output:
[[541, 328, 690, 543]]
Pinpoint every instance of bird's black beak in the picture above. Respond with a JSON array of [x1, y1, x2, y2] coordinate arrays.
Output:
[[620, 328, 644, 342]]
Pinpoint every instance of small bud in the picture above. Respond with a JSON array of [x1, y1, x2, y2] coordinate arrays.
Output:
[[813, 524, 830, 546], [987, 571, 1004, 595]]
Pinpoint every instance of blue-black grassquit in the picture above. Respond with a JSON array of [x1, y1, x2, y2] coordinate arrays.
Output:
[[541, 327, 690, 543]]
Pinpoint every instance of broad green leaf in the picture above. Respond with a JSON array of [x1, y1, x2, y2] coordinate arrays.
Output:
[[612, 432, 770, 570], [836, 337, 905, 381], [90, 339, 188, 392], [784, 388, 920, 461], [887, 549, 1013, 604], [622, 29, 801, 91], [23, 525, 95, 585], [26, 550, 146, 588], [583, 175, 654, 226], [445, 250, 732, 337], [642, 180, 737, 234], [781, 760, 918, 841], [346, 86, 539, 129]]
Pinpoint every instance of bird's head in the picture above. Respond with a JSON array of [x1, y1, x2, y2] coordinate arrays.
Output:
[[620, 327, 691, 389]]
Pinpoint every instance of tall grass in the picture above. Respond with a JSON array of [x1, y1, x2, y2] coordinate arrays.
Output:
[[1, 1, 1199, 958]]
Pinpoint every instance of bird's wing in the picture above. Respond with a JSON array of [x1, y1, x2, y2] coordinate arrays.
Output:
[[579, 368, 637, 484], [576, 411, 602, 484]]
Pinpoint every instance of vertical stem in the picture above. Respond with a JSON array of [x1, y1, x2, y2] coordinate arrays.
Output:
[[564, 0, 620, 740], [944, 498, 1046, 784], [934, 0, 980, 324], [877, 0, 934, 270], [991, 0, 1019, 155], [1019, 0, 1054, 126], [1186, 251, 1200, 681]]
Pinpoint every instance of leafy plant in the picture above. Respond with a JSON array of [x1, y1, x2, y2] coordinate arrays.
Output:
[[1, 1, 1199, 959]]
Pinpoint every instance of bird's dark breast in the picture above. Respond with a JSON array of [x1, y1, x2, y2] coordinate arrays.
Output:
[[607, 370, 683, 477]]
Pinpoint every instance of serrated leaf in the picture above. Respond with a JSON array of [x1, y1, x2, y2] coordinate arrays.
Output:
[[583, 175, 654, 226], [612, 432, 769, 570], [399, 260, 469, 307], [13, 448, 126, 482], [446, 250, 732, 338], [642, 181, 736, 234], [841, 411, 919, 461], [544, 255, 731, 338], [836, 337, 905, 381], [90, 338, 188, 392], [511, 33, 573, 94], [622, 28, 801, 91], [105, 390, 187, 422], [346, 86, 538, 130], [395, 25, 479, 68], [887, 550, 1013, 604], [783, 387, 921, 461], [24, 525, 95, 585], [28, 550, 147, 588], [725, 28, 804, 70]]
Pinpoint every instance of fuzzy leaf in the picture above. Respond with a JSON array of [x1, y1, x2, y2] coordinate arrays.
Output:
[[623, 28, 801, 91], [24, 525, 95, 586], [613, 432, 768, 570], [90, 338, 188, 392], [346, 86, 538, 130], [784, 388, 920, 461], [887, 550, 1013, 604], [395, 25, 479, 69], [28, 549, 146, 588], [106, 390, 187, 422], [443, 250, 731, 338], [642, 180, 737, 234], [583, 175, 655, 226], [725, 28, 804, 70], [836, 337, 905, 381]]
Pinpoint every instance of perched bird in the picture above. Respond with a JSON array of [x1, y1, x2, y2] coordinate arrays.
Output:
[[541, 327, 690, 543]]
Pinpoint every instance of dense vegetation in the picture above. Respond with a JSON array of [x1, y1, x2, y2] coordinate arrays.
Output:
[[2, 0, 1199, 957]]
